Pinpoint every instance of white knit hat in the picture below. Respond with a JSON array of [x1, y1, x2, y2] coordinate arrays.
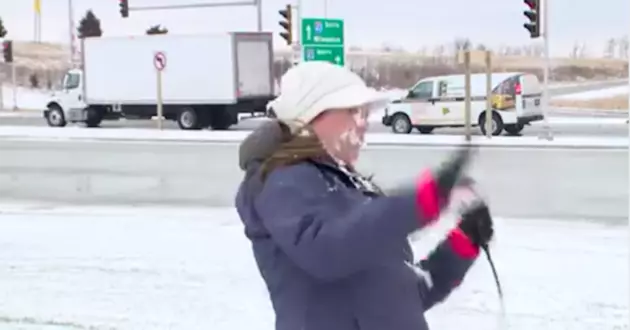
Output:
[[268, 61, 389, 132]]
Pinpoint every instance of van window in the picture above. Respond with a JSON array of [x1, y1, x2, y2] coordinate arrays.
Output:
[[409, 81, 433, 99], [438, 81, 448, 97], [493, 76, 519, 97]]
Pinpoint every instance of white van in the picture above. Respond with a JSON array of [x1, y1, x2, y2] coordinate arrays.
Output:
[[381, 72, 544, 135]]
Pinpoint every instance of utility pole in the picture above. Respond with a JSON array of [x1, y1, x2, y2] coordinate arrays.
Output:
[[256, 0, 263, 31], [68, 0, 77, 66], [540, 0, 552, 140]]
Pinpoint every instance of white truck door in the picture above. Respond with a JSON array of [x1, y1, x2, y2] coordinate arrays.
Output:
[[435, 79, 464, 125], [59, 71, 87, 120], [234, 35, 273, 97], [403, 80, 439, 125]]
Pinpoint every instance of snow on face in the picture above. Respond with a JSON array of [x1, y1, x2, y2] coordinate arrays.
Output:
[[326, 107, 369, 165]]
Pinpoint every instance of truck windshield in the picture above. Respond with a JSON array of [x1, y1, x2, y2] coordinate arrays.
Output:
[[63, 73, 80, 90]]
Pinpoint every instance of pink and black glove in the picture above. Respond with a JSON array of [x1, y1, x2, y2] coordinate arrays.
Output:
[[415, 145, 476, 224], [448, 181, 495, 258]]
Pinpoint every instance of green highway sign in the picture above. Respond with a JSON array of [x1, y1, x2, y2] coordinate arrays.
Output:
[[301, 18, 344, 46], [303, 46, 344, 66], [301, 18, 345, 66]]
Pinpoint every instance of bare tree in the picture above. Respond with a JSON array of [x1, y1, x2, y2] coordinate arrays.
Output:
[[618, 36, 629, 59], [570, 42, 581, 58], [453, 38, 472, 52], [475, 43, 488, 51], [578, 43, 588, 58], [604, 38, 617, 58], [432, 45, 445, 63], [531, 44, 544, 57]]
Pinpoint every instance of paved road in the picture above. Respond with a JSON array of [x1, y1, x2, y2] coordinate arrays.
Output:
[[0, 140, 626, 221], [1, 112, 627, 137]]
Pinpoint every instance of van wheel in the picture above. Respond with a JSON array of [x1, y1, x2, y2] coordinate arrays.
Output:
[[505, 123, 524, 136], [391, 113, 412, 134], [416, 126, 434, 134], [177, 107, 201, 130], [46, 105, 66, 127], [478, 111, 504, 136]]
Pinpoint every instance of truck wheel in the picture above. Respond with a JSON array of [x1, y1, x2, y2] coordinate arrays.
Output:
[[416, 126, 434, 134], [504, 123, 524, 136], [177, 107, 201, 130], [46, 105, 67, 127], [85, 107, 103, 128], [209, 112, 232, 130], [391, 113, 412, 134], [478, 111, 504, 136]]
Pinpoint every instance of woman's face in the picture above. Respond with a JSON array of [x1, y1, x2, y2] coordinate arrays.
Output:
[[311, 106, 370, 165]]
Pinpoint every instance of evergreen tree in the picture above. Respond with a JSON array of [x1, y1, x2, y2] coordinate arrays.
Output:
[[77, 10, 102, 38], [146, 25, 168, 35], [0, 17, 8, 38]]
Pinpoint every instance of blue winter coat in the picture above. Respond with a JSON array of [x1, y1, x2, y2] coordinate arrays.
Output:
[[235, 125, 479, 330]]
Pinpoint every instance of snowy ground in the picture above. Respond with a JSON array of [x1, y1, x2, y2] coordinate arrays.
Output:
[[0, 125, 626, 148], [552, 85, 628, 100], [0, 204, 626, 330], [0, 85, 50, 111]]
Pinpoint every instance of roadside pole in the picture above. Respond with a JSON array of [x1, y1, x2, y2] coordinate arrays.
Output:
[[464, 50, 472, 142], [539, 0, 553, 140], [485, 50, 492, 138], [0, 73, 4, 111], [11, 63, 17, 110], [154, 52, 166, 130], [295, 0, 303, 65]]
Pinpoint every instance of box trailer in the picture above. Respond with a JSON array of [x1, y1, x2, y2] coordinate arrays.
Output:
[[44, 32, 274, 130]]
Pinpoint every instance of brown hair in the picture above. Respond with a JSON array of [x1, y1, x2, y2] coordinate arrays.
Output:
[[259, 122, 328, 181]]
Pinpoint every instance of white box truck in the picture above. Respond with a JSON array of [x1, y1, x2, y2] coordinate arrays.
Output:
[[44, 32, 275, 130]]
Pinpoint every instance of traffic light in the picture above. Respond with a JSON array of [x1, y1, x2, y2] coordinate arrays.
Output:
[[119, 0, 129, 18], [278, 4, 293, 45], [2, 40, 13, 63], [523, 0, 540, 38]]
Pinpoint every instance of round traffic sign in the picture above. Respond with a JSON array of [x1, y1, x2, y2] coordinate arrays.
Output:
[[154, 52, 167, 71]]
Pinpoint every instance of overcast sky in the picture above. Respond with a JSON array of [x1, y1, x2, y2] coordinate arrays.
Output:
[[1, 0, 628, 56]]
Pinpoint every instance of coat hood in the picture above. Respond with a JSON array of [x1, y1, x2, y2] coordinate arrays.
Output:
[[238, 120, 285, 171]]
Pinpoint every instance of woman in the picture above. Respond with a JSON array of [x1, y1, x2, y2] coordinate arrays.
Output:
[[235, 61, 494, 330]]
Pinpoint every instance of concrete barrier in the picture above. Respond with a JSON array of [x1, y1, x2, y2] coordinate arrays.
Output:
[[0, 139, 626, 221]]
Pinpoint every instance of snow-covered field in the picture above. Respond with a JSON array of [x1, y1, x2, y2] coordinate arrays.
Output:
[[0, 85, 50, 111], [0, 204, 626, 330], [553, 85, 629, 100]]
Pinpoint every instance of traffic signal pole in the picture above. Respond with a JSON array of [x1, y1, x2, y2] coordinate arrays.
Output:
[[540, 0, 553, 140], [122, 1, 263, 32], [295, 0, 303, 64]]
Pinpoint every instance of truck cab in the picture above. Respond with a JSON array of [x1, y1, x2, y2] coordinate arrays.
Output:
[[44, 69, 111, 127]]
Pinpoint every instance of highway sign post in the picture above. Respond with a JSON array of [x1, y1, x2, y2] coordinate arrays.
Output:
[[300, 18, 344, 66], [153, 51, 166, 129]]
